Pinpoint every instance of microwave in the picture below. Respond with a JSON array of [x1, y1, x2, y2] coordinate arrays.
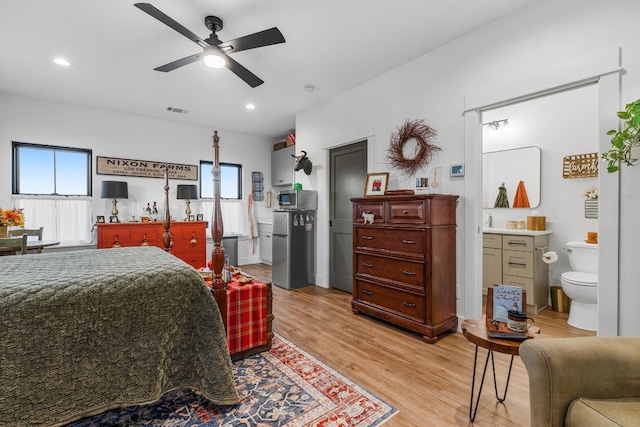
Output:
[[276, 190, 317, 211]]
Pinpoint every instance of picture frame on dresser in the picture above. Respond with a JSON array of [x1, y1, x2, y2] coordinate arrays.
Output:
[[196, 214, 204, 221], [364, 172, 389, 196], [96, 215, 105, 223]]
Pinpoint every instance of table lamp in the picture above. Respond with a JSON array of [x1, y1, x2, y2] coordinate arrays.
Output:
[[177, 184, 198, 220], [101, 181, 128, 223]]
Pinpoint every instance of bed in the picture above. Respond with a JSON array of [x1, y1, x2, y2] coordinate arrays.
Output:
[[0, 131, 269, 426], [0, 246, 240, 427]]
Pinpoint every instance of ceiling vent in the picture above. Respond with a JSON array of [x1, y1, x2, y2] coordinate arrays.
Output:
[[166, 107, 189, 114]]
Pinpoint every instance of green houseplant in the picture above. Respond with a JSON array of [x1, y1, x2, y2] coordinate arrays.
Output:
[[602, 98, 640, 173]]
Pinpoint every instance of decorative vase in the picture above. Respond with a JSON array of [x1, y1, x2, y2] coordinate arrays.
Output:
[[0, 226, 7, 237]]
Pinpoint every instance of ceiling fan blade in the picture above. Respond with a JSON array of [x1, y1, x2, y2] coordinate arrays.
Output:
[[135, 3, 210, 49], [218, 27, 285, 53], [154, 53, 202, 72], [223, 55, 264, 88]]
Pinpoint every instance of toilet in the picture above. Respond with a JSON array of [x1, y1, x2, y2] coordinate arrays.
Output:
[[560, 241, 598, 331]]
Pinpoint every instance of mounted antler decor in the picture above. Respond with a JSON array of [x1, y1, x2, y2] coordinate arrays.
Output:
[[385, 119, 440, 176], [292, 150, 313, 175]]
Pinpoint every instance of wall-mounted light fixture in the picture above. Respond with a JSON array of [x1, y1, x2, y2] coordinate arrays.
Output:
[[483, 119, 509, 130]]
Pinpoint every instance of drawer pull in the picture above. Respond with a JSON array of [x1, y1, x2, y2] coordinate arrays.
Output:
[[402, 270, 416, 276], [402, 301, 416, 308], [362, 236, 374, 240], [508, 262, 527, 267], [402, 240, 416, 245], [363, 263, 373, 268], [362, 289, 373, 295], [403, 210, 409, 214], [507, 240, 527, 246]]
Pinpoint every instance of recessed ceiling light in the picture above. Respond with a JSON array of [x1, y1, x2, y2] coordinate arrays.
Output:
[[53, 58, 71, 67], [246, 103, 256, 110]]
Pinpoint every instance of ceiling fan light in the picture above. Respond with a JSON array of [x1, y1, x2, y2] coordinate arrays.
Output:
[[203, 52, 226, 69], [53, 57, 71, 67]]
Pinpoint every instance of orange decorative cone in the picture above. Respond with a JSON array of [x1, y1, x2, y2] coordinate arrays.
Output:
[[513, 180, 530, 208]]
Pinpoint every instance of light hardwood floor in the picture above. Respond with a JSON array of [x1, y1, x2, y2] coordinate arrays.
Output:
[[241, 263, 595, 427]]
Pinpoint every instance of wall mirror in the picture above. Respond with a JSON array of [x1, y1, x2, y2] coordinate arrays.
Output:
[[482, 146, 541, 208]]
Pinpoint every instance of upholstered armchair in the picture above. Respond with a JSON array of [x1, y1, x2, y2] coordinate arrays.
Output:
[[520, 336, 640, 426]]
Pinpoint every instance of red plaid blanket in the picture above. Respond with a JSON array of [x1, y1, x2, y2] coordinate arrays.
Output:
[[205, 275, 268, 354]]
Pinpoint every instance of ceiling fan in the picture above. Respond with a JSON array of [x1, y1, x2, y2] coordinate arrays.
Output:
[[134, 3, 285, 88]]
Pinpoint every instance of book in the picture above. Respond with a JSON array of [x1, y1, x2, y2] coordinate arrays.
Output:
[[492, 284, 523, 323]]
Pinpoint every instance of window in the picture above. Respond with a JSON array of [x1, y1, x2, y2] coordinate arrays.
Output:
[[199, 161, 242, 200], [12, 142, 92, 196], [199, 161, 243, 235], [11, 142, 93, 246]]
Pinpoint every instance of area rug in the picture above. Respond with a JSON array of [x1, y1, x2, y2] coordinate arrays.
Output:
[[66, 333, 397, 426]]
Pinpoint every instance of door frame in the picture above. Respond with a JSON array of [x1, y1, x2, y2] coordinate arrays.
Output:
[[462, 47, 623, 335], [329, 140, 368, 292]]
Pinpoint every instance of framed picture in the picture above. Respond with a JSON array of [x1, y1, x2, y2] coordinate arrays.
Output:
[[141, 216, 149, 222], [188, 214, 195, 221], [109, 215, 119, 223], [364, 172, 389, 196], [196, 214, 204, 221], [96, 215, 105, 223]]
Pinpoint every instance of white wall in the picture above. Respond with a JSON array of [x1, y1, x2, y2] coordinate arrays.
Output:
[[294, 0, 640, 334], [0, 93, 275, 264]]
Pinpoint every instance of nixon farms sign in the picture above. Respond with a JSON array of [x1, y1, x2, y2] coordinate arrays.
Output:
[[97, 156, 198, 180]]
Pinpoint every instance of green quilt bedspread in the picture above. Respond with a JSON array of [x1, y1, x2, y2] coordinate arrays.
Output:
[[0, 246, 240, 426]]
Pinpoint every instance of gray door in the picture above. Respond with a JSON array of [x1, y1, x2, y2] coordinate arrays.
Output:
[[329, 140, 367, 293]]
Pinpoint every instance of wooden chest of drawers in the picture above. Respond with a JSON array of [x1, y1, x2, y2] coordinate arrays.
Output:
[[351, 194, 459, 343], [96, 221, 208, 269]]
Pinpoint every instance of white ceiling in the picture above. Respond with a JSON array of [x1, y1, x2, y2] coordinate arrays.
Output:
[[0, 0, 535, 139]]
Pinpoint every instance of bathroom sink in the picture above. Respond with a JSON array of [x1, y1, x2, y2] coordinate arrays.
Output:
[[483, 227, 552, 235]]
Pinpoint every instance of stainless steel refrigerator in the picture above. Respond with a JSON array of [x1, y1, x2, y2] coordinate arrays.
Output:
[[272, 210, 315, 289]]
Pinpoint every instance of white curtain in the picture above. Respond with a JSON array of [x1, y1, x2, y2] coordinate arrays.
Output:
[[200, 200, 243, 237], [12, 195, 93, 245]]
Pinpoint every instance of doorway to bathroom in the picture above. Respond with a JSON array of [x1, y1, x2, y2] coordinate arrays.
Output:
[[481, 83, 599, 286], [462, 47, 623, 335]]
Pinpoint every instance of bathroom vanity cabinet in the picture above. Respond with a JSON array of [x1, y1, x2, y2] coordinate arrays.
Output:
[[483, 230, 551, 314], [482, 234, 503, 295]]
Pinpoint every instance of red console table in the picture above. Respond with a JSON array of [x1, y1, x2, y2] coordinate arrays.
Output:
[[95, 221, 208, 269]]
